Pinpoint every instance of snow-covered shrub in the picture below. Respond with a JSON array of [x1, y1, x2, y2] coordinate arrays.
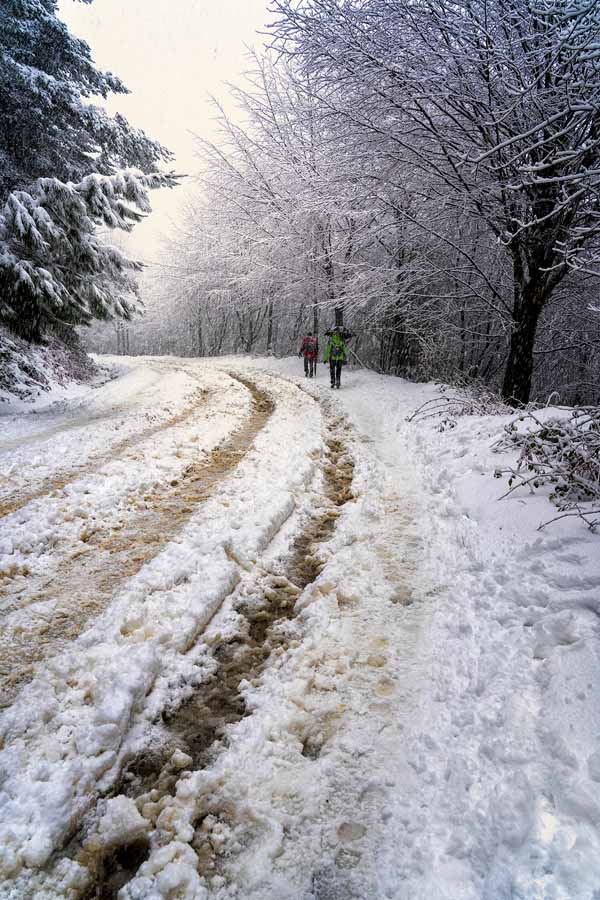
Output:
[[408, 382, 511, 430], [494, 409, 600, 531]]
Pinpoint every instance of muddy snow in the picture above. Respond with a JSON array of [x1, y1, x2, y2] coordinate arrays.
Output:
[[1, 356, 600, 899]]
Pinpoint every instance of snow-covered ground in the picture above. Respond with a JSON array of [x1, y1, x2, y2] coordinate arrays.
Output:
[[0, 326, 101, 414], [1, 355, 599, 899]]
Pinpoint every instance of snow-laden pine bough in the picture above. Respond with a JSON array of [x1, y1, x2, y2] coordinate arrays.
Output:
[[493, 408, 600, 531]]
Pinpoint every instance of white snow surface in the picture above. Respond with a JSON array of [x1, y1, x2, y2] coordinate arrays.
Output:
[[1, 355, 600, 899], [0, 329, 105, 415]]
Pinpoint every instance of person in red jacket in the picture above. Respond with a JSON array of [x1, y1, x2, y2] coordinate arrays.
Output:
[[299, 331, 319, 378]]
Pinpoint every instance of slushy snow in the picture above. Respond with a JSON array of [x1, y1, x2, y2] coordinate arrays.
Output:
[[1, 356, 599, 899]]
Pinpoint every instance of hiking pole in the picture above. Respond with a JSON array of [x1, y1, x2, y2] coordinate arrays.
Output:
[[348, 346, 386, 374], [347, 347, 362, 367]]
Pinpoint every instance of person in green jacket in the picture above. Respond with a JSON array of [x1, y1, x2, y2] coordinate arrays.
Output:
[[323, 326, 351, 389]]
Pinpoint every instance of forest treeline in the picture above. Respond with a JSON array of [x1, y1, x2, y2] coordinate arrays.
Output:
[[144, 0, 600, 406], [2, 0, 600, 405]]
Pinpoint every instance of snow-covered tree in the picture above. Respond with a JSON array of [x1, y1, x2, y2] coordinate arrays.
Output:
[[0, 0, 175, 339], [0, 171, 176, 339], [170, 58, 437, 351], [272, 0, 600, 403], [0, 0, 169, 200], [156, 56, 513, 378]]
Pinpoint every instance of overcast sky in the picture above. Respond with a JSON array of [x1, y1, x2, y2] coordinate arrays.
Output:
[[58, 0, 271, 258]]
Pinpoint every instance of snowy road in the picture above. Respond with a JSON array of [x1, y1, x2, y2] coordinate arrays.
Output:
[[2, 357, 600, 899]]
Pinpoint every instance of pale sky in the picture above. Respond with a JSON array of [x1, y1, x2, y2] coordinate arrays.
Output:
[[58, 0, 271, 258]]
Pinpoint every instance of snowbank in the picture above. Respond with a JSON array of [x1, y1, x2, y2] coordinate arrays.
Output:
[[0, 325, 103, 412]]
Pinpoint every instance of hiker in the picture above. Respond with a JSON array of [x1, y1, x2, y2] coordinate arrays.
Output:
[[299, 331, 319, 378], [323, 326, 352, 389]]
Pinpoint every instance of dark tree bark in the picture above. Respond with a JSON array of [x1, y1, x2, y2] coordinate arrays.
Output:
[[502, 289, 544, 405], [502, 247, 566, 405], [266, 300, 274, 354], [196, 304, 204, 357]]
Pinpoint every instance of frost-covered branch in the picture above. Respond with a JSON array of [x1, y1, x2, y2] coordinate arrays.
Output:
[[493, 408, 600, 531], [408, 382, 511, 428]]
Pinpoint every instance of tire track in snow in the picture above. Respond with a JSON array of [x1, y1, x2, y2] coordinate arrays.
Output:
[[55, 404, 355, 900], [0, 375, 274, 709], [109, 391, 425, 900], [0, 375, 210, 521]]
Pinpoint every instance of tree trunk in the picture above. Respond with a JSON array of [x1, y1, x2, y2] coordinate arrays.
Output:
[[196, 305, 204, 357], [459, 300, 466, 372], [501, 284, 545, 405], [321, 219, 338, 327], [266, 300, 274, 355], [379, 329, 387, 371]]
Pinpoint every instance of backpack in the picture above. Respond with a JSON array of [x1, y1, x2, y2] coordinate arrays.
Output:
[[328, 333, 347, 358]]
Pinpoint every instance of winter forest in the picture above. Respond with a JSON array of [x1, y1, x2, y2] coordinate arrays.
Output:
[[2, 0, 600, 405], [85, 0, 600, 408], [3, 1, 600, 899]]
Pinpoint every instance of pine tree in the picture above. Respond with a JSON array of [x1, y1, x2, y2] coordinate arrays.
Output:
[[0, 0, 176, 339], [0, 171, 177, 338]]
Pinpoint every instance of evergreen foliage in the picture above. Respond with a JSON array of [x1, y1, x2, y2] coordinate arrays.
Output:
[[0, 0, 176, 339], [0, 172, 176, 339]]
